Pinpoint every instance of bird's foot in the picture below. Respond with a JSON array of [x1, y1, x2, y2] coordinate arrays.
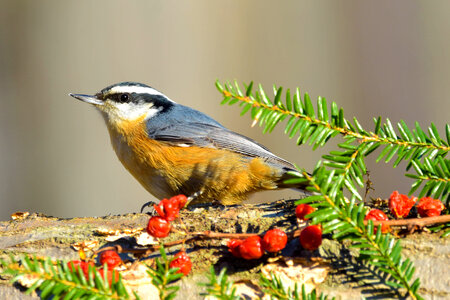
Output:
[[186, 190, 203, 205], [140, 201, 157, 214]]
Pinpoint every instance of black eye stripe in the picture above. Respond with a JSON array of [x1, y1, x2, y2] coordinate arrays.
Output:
[[104, 92, 174, 112], [106, 93, 132, 103]]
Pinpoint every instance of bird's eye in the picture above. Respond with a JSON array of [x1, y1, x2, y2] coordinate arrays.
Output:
[[120, 93, 129, 102]]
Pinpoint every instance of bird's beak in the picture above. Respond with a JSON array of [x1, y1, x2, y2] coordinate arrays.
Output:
[[69, 93, 104, 106]]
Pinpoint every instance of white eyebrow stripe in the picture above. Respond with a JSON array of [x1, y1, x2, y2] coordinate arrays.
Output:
[[107, 86, 175, 103]]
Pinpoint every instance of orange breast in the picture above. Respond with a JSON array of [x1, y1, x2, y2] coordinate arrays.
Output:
[[106, 117, 284, 204]]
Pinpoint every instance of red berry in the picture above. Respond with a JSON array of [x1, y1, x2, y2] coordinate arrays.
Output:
[[153, 195, 188, 221], [153, 201, 166, 219], [416, 197, 445, 217], [299, 225, 322, 251], [67, 260, 94, 279], [146, 216, 171, 238], [169, 251, 192, 276], [365, 209, 390, 233], [295, 204, 315, 220], [98, 268, 120, 285], [262, 229, 288, 253], [68, 260, 119, 284], [239, 236, 264, 260], [389, 191, 416, 218], [67, 260, 84, 272], [154, 198, 179, 221], [171, 194, 188, 209], [227, 239, 244, 258], [99, 250, 122, 270]]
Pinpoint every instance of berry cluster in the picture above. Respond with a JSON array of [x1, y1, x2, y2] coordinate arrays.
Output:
[[227, 203, 324, 260], [67, 250, 122, 285], [227, 228, 288, 260], [295, 204, 323, 251], [389, 190, 445, 218], [146, 195, 188, 238], [146, 194, 192, 276], [153, 195, 188, 222], [365, 191, 445, 233]]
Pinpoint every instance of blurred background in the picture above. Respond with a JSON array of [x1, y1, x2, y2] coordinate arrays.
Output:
[[0, 0, 449, 220]]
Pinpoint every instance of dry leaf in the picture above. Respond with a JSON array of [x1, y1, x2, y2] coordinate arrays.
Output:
[[11, 211, 30, 220], [261, 257, 329, 294], [135, 232, 158, 246], [17, 273, 39, 288], [233, 279, 264, 299], [71, 240, 99, 252], [121, 262, 159, 299]]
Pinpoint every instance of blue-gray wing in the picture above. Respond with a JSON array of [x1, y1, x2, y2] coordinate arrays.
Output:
[[147, 122, 295, 170]]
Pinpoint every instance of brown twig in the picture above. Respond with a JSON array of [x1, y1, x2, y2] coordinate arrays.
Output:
[[365, 214, 450, 227]]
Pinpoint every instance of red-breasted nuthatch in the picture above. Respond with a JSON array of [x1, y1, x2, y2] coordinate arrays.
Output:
[[70, 82, 306, 205]]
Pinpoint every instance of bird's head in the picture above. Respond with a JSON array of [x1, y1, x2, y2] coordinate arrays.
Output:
[[70, 82, 175, 125]]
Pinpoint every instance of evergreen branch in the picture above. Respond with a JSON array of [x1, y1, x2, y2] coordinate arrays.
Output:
[[260, 272, 333, 300], [217, 81, 449, 155], [443, 227, 450, 237], [406, 157, 450, 205], [323, 145, 364, 199], [299, 171, 422, 300], [217, 80, 449, 205], [0, 255, 128, 299], [146, 245, 183, 300], [199, 266, 240, 300]]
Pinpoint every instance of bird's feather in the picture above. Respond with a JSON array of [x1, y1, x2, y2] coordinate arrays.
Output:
[[148, 122, 295, 170]]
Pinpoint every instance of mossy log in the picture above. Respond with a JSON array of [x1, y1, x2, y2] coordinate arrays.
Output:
[[0, 200, 448, 299]]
